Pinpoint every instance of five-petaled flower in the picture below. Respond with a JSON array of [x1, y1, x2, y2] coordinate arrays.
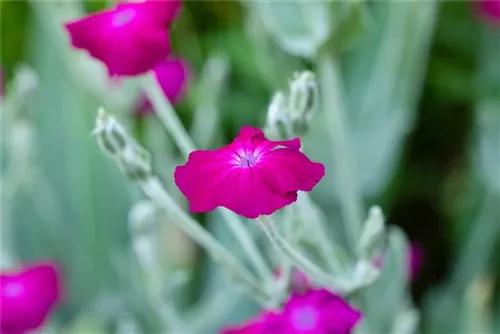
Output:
[[65, 0, 181, 76], [1, 261, 62, 334], [222, 289, 361, 334], [174, 126, 325, 219], [135, 57, 190, 117]]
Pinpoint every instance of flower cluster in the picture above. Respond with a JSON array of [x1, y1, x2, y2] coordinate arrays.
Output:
[[174, 126, 325, 219], [63, 2, 370, 334], [1, 262, 62, 334], [222, 289, 361, 334]]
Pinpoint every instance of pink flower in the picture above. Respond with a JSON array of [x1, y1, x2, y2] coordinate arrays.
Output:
[[1, 261, 62, 334], [407, 243, 424, 281], [65, 0, 181, 76], [135, 57, 190, 117], [174, 126, 325, 219], [476, 0, 500, 24], [373, 243, 424, 281], [222, 289, 361, 334]]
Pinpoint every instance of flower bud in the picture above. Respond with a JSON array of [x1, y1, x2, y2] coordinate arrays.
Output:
[[94, 108, 127, 155], [288, 71, 318, 135], [93, 108, 152, 180], [357, 206, 386, 261], [265, 92, 290, 139]]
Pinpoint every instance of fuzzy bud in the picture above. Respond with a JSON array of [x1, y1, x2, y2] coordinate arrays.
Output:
[[93, 108, 152, 180], [288, 71, 318, 135], [265, 92, 290, 139], [357, 206, 386, 261]]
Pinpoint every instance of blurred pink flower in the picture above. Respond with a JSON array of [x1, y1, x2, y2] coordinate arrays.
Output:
[[476, 0, 500, 24], [373, 243, 424, 281], [65, 0, 181, 76], [222, 289, 361, 334], [135, 57, 190, 117], [1, 261, 62, 334], [174, 126, 325, 219]]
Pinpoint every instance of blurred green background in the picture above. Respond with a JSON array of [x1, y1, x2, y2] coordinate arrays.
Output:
[[1, 1, 499, 333]]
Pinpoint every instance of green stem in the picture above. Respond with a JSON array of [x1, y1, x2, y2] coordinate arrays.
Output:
[[141, 75, 273, 283], [300, 193, 345, 274], [139, 177, 268, 300], [317, 55, 363, 252], [256, 216, 346, 293]]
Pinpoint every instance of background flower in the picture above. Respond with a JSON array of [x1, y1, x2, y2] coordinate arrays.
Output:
[[65, 0, 181, 76], [1, 262, 62, 334], [476, 0, 500, 23], [135, 57, 190, 117], [222, 289, 361, 334]]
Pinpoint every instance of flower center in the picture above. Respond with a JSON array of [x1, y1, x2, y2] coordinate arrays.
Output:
[[112, 8, 136, 27], [239, 154, 257, 167], [290, 306, 319, 331], [3, 282, 24, 298]]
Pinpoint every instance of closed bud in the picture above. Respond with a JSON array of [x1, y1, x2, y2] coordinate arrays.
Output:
[[351, 260, 381, 289], [265, 92, 290, 139], [288, 71, 318, 135], [119, 144, 152, 180], [93, 108, 127, 155], [94, 108, 152, 180], [357, 206, 386, 261]]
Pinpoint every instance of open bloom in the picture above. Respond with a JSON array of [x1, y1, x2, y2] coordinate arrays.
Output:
[[135, 57, 190, 117], [174, 126, 325, 219], [222, 289, 361, 334], [65, 0, 181, 76], [1, 262, 62, 334], [476, 0, 500, 24]]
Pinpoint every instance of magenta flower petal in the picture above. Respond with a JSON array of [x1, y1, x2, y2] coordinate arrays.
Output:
[[476, 0, 500, 24], [221, 313, 271, 334], [64, 0, 181, 76], [1, 261, 62, 334], [135, 57, 190, 117], [154, 58, 190, 104], [280, 290, 361, 334], [174, 126, 325, 219], [408, 243, 424, 281], [221, 289, 361, 334]]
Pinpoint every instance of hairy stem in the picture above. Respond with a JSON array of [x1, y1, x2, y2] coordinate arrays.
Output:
[[141, 74, 273, 283]]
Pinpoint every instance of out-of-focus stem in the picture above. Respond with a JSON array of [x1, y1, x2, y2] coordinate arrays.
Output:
[[141, 75, 273, 283], [317, 55, 363, 252], [256, 215, 345, 293], [139, 177, 269, 300], [300, 193, 345, 274]]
